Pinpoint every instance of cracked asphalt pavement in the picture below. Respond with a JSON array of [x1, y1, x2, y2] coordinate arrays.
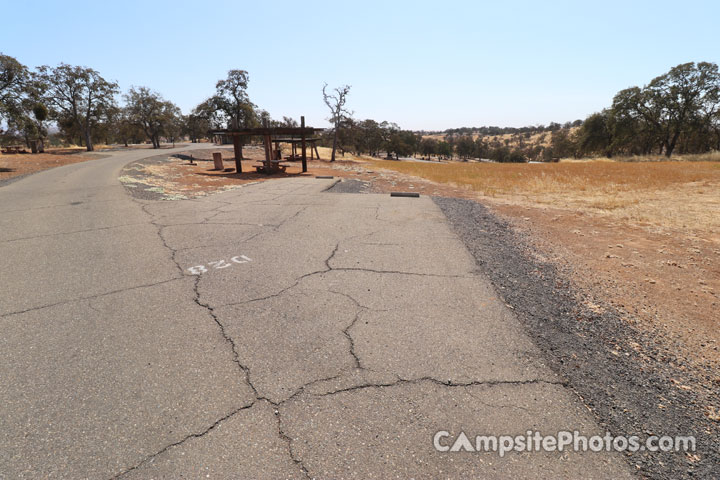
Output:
[[1, 147, 632, 478]]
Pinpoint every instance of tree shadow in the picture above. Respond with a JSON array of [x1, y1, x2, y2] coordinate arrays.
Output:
[[0, 167, 15, 173]]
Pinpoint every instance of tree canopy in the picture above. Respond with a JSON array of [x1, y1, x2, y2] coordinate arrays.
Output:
[[124, 86, 181, 149]]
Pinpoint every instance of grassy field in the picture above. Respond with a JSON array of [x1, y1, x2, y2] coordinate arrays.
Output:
[[365, 158, 720, 234]]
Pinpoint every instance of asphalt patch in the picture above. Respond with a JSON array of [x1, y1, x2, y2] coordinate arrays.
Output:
[[326, 178, 371, 194], [433, 196, 719, 480]]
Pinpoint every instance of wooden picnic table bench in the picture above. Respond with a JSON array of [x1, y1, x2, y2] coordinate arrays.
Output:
[[253, 159, 291, 174], [1, 145, 24, 154]]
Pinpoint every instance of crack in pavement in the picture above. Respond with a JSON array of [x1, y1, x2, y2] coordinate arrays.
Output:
[[325, 289, 391, 371], [272, 402, 312, 480], [173, 231, 267, 252], [153, 221, 277, 228], [109, 371, 560, 479], [343, 310, 363, 370], [113, 187, 560, 478], [310, 377, 568, 397], [219, 242, 472, 310], [0, 277, 184, 319], [137, 202, 187, 277], [0, 222, 149, 244], [106, 192, 316, 479], [330, 267, 474, 279], [191, 275, 261, 399], [110, 403, 257, 479], [137, 197, 264, 399]]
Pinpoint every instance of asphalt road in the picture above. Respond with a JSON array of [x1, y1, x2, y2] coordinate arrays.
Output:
[[0, 147, 632, 478]]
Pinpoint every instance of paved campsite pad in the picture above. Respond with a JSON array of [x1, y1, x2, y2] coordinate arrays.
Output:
[[114, 178, 632, 478], [1, 150, 631, 479]]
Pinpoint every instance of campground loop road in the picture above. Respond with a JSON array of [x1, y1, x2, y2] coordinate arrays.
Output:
[[0, 147, 632, 478]]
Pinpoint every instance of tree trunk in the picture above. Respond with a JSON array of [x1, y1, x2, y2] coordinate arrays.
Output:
[[666, 132, 681, 157], [85, 129, 94, 152], [331, 128, 338, 162]]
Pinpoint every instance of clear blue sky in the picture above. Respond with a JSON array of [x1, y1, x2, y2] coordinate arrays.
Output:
[[1, 0, 718, 130]]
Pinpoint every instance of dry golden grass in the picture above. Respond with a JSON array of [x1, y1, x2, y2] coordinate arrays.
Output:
[[276, 144, 371, 163], [365, 158, 720, 234], [561, 151, 720, 163]]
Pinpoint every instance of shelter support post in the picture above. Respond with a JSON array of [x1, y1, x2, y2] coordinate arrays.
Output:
[[301, 116, 307, 173], [232, 135, 242, 173]]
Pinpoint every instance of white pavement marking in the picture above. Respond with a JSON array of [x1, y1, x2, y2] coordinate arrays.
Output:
[[187, 255, 252, 275]]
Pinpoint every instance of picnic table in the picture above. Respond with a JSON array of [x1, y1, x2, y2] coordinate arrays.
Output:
[[1, 145, 24, 154], [254, 159, 291, 174]]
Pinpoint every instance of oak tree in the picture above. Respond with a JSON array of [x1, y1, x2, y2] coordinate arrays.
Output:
[[322, 83, 352, 162], [34, 63, 118, 151]]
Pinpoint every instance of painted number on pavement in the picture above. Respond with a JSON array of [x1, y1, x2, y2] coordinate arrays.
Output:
[[187, 255, 252, 275]]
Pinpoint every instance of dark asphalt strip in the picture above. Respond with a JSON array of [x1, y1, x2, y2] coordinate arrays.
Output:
[[433, 196, 719, 480], [326, 178, 371, 193]]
